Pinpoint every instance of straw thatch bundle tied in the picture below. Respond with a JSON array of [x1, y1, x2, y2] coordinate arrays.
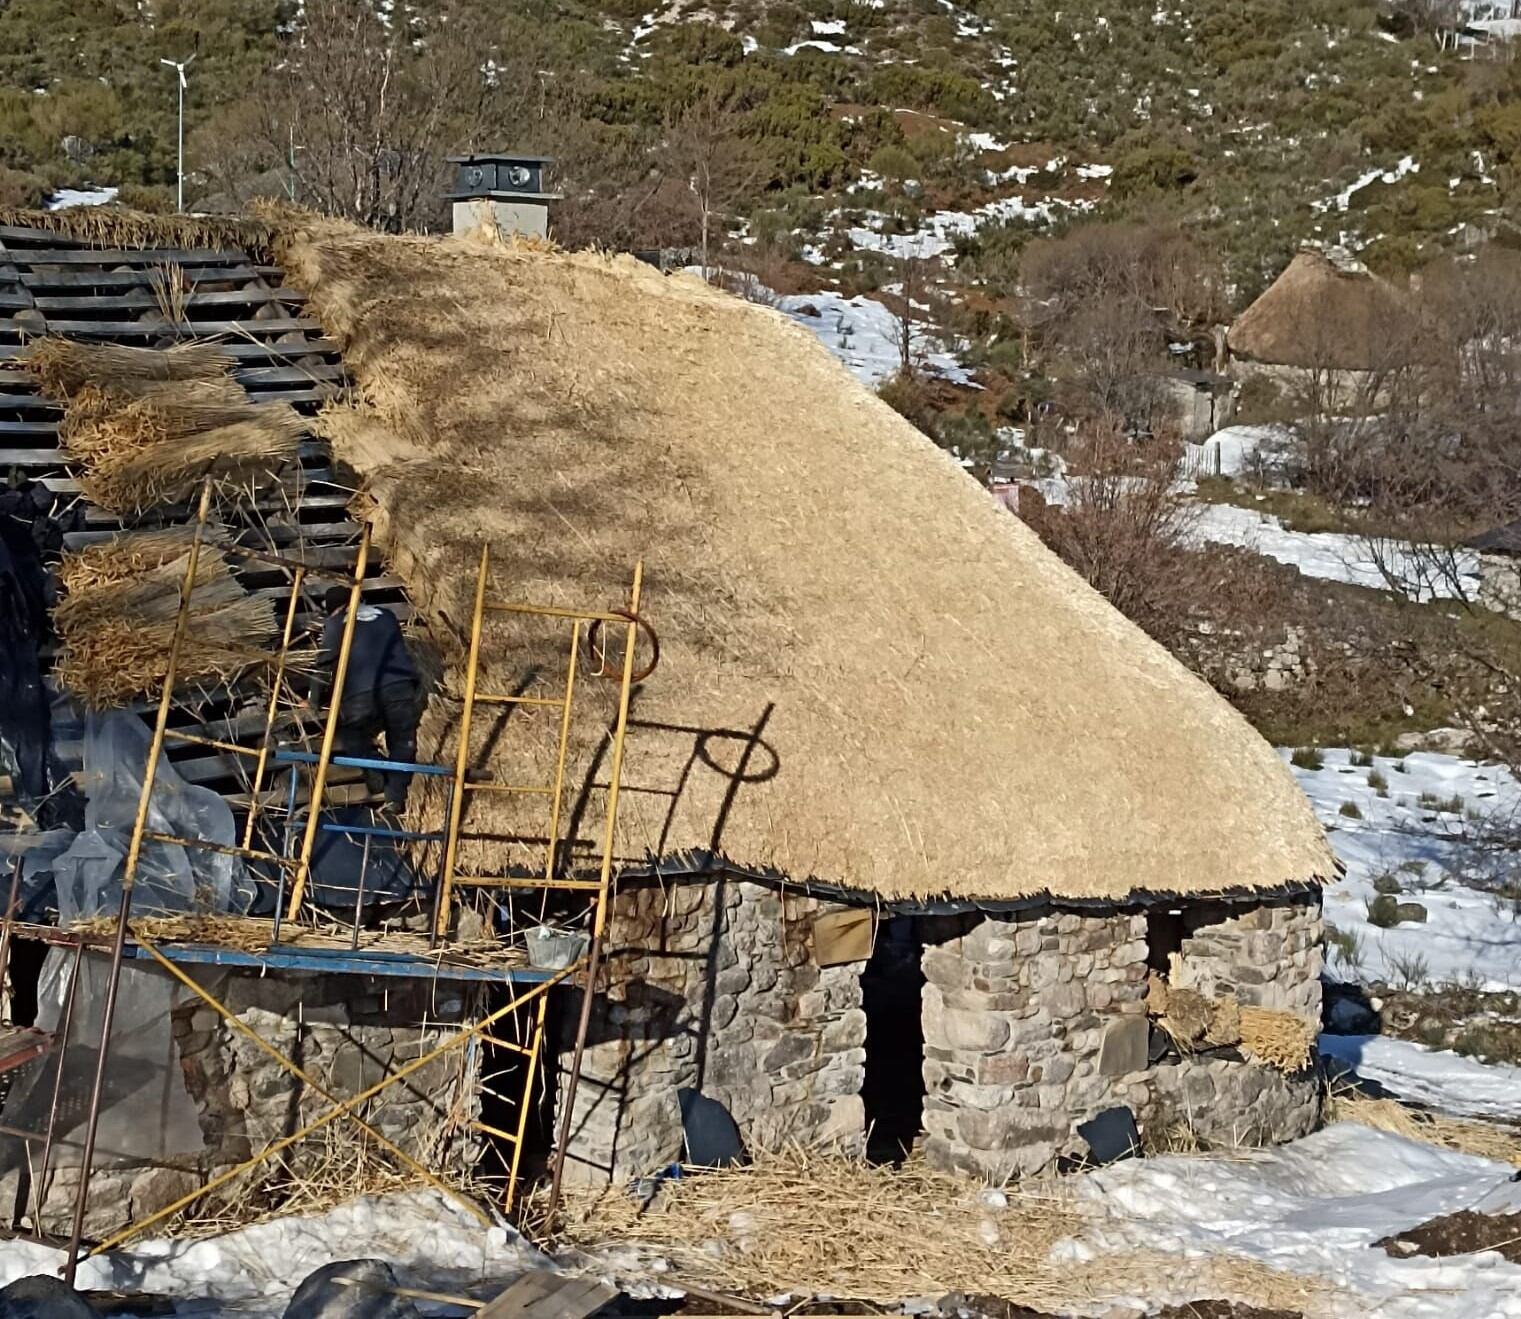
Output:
[[1239, 1005, 1315, 1072], [0, 206, 272, 261], [56, 525, 227, 595], [78, 409, 305, 513], [55, 543, 276, 706], [276, 214, 1332, 905], [24, 338, 235, 399]]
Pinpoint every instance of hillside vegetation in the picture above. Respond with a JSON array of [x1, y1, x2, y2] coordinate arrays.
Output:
[[3, 0, 1519, 296]]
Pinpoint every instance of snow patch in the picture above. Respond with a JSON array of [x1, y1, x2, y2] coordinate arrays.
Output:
[[1190, 501, 1479, 600], [46, 186, 118, 211], [1071, 1124, 1521, 1317], [1288, 747, 1521, 992], [1320, 1034, 1521, 1119]]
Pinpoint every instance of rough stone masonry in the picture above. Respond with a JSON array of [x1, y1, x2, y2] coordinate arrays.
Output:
[[920, 895, 1323, 1180], [558, 876, 868, 1184], [7, 969, 482, 1240], [560, 876, 1322, 1187]]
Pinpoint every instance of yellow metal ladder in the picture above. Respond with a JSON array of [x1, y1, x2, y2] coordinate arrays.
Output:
[[436, 545, 649, 1218]]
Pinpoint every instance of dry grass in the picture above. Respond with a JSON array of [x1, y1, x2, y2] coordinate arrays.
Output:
[[547, 1149, 1327, 1314], [24, 338, 234, 397], [1330, 1089, 1521, 1166], [54, 548, 276, 706]]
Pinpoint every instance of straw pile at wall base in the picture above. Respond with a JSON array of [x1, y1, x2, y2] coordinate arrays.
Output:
[[548, 1150, 1327, 1314], [54, 535, 276, 707]]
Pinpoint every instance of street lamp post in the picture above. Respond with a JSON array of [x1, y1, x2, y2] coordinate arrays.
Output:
[[160, 54, 196, 213]]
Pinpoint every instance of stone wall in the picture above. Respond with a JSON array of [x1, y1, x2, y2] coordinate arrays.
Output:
[[557, 876, 868, 1185], [918, 893, 1322, 1181], [11, 968, 480, 1240]]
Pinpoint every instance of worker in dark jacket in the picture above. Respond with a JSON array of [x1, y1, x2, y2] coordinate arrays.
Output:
[[309, 586, 422, 809]]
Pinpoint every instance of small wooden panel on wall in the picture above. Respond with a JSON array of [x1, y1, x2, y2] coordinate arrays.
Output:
[[814, 906, 876, 966]]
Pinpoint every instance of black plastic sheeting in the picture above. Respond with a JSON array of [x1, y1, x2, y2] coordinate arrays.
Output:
[[0, 480, 84, 821]]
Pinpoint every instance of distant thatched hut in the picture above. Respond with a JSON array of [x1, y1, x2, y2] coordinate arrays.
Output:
[[1227, 249, 1415, 396], [273, 215, 1332, 1184]]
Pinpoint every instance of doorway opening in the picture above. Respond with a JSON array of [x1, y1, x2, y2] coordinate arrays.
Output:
[[861, 915, 925, 1164]]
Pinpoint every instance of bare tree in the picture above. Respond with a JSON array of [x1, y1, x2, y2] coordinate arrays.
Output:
[[659, 90, 764, 278], [888, 249, 939, 377], [1022, 423, 1205, 636], [220, 0, 496, 232]]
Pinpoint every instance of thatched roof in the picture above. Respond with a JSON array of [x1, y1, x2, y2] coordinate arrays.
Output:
[[272, 213, 1331, 905], [1228, 250, 1413, 372], [0, 206, 272, 259]]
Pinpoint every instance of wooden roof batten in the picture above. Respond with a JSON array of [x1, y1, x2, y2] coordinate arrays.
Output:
[[0, 216, 402, 806]]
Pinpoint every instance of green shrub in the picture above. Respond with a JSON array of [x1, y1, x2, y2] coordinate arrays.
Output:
[[1367, 769, 1388, 792], [1339, 800, 1363, 819], [1289, 747, 1323, 770], [868, 144, 920, 183], [1372, 871, 1402, 896], [1350, 749, 1374, 767], [1366, 893, 1400, 928]]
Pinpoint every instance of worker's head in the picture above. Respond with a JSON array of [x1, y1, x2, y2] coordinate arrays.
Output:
[[322, 584, 351, 616]]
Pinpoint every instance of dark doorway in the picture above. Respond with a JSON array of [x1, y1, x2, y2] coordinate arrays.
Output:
[[861, 916, 925, 1164]]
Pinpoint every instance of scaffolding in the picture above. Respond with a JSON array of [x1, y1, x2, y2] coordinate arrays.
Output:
[[0, 480, 652, 1280]]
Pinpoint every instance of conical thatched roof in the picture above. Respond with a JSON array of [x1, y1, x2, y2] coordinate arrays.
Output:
[[274, 213, 1331, 905], [1228, 250, 1413, 372]]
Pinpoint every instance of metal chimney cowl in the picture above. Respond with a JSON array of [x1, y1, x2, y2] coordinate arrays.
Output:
[[446, 151, 560, 240]]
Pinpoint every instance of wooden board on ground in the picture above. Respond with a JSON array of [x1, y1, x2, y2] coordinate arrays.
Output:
[[475, 1271, 617, 1319]]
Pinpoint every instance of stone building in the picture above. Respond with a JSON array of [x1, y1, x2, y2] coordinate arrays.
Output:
[[269, 213, 1338, 1190]]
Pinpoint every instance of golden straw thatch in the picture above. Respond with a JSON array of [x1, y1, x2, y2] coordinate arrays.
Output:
[[0, 206, 272, 260], [275, 214, 1332, 904], [1227, 250, 1414, 372], [78, 410, 305, 513], [24, 338, 234, 398], [54, 542, 276, 706]]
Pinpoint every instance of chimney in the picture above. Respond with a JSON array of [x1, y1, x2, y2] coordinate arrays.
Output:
[[446, 152, 559, 240]]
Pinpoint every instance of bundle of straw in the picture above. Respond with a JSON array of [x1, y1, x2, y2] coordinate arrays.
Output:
[[56, 526, 226, 595], [54, 548, 276, 706], [24, 339, 234, 398], [1238, 1006, 1315, 1072], [75, 406, 306, 513]]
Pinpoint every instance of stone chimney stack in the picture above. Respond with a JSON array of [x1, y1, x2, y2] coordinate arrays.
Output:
[[447, 152, 558, 240]]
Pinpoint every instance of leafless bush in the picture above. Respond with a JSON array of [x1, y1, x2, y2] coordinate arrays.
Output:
[[1023, 424, 1204, 635]]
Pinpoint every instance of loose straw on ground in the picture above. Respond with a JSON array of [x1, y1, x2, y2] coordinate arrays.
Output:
[[546, 1149, 1327, 1315], [1330, 1089, 1521, 1166]]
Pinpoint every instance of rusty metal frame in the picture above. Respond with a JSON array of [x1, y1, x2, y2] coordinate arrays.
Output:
[[86, 962, 577, 1256]]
